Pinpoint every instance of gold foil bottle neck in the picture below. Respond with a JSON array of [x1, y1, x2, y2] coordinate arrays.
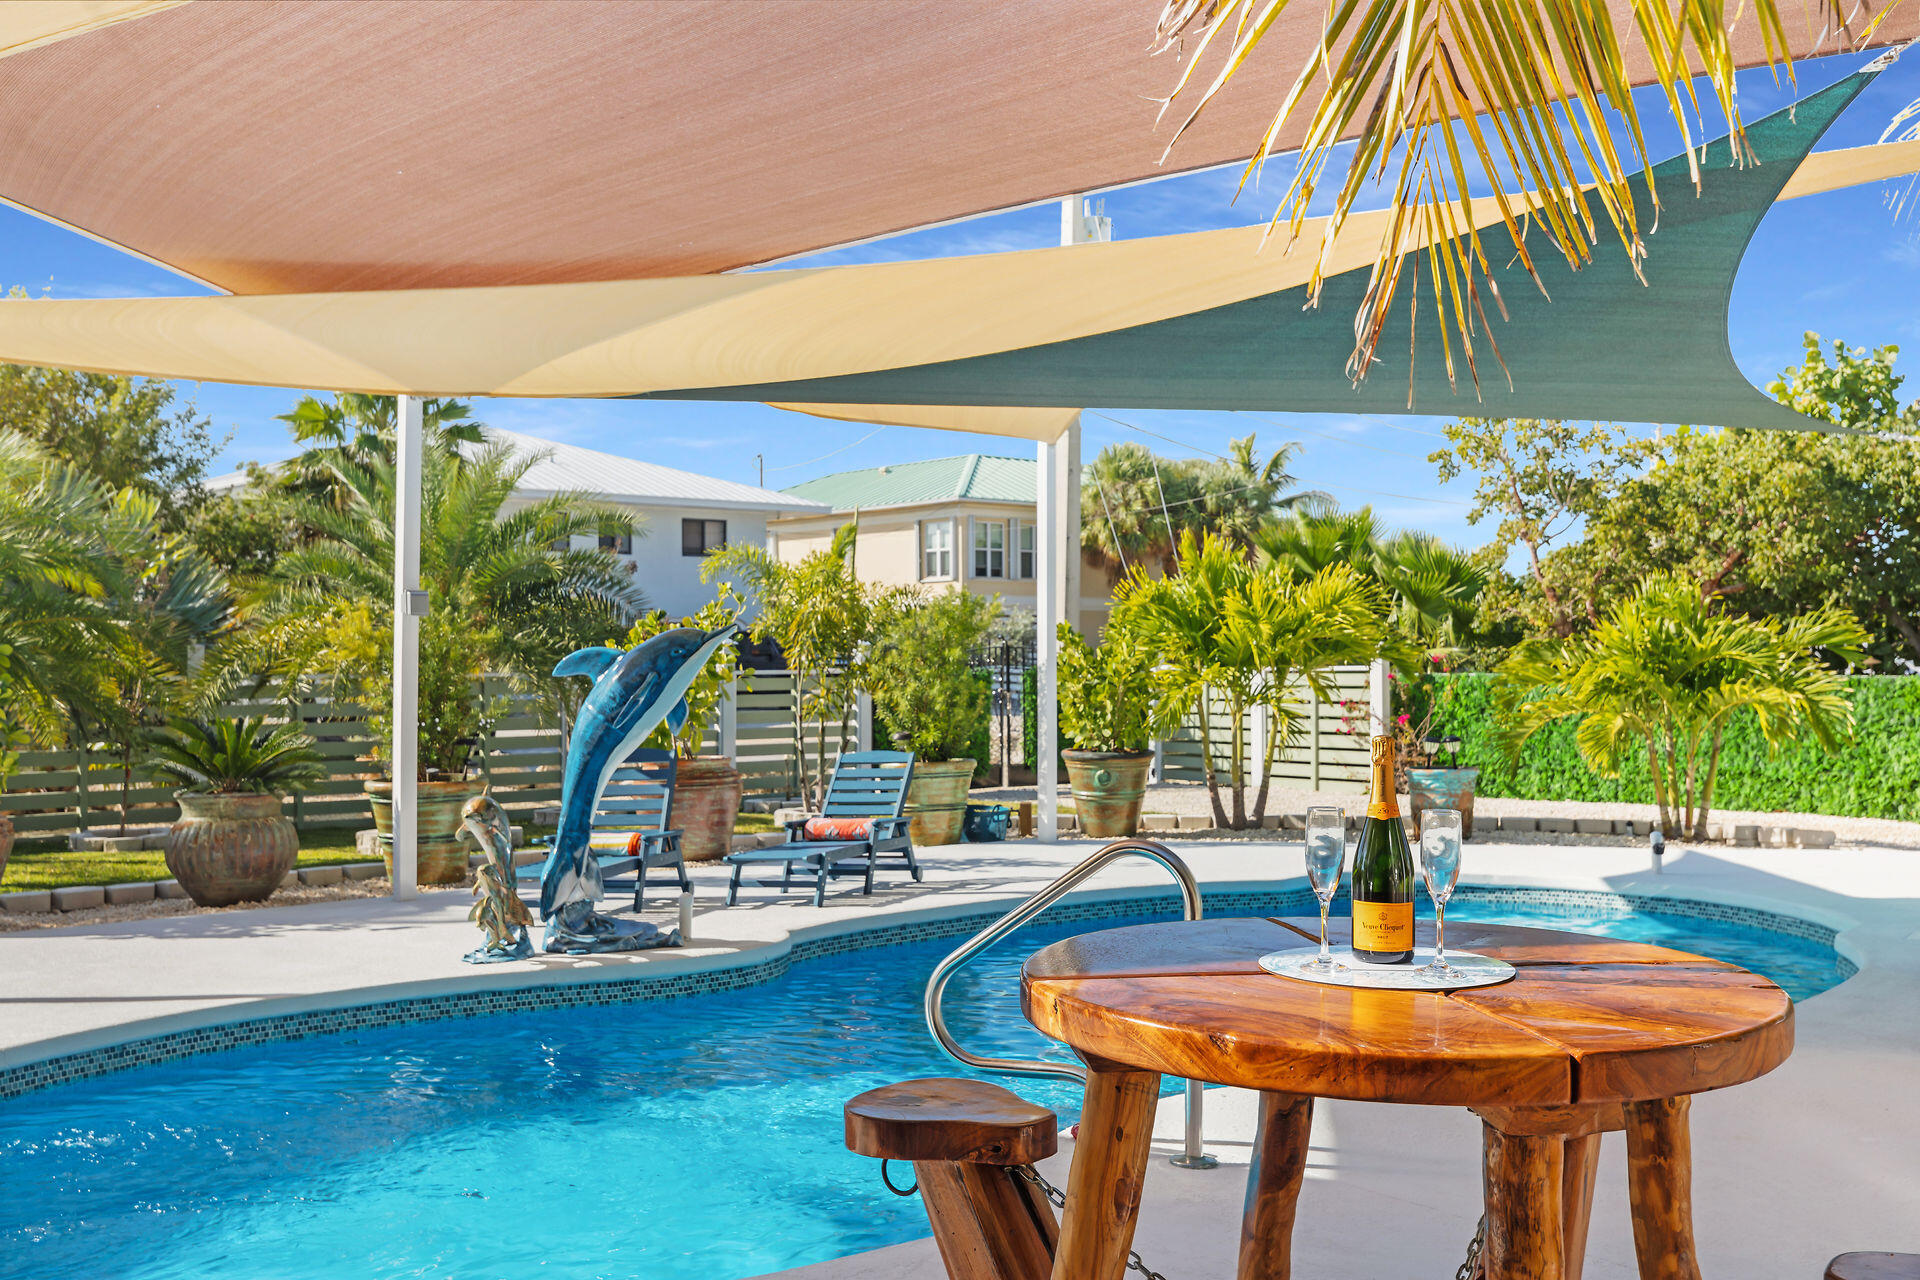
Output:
[[1367, 734, 1398, 820]]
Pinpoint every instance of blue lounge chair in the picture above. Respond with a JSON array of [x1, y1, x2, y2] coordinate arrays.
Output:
[[725, 750, 918, 907], [521, 747, 690, 911]]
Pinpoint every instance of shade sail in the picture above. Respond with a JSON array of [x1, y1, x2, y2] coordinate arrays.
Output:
[[0, 1, 1911, 295], [650, 72, 1880, 432], [0, 72, 1903, 433]]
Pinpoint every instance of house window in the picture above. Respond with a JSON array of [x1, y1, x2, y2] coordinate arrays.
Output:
[[972, 519, 1005, 579], [549, 536, 571, 553], [682, 518, 727, 556], [920, 519, 954, 580], [1013, 519, 1035, 580], [598, 532, 632, 555]]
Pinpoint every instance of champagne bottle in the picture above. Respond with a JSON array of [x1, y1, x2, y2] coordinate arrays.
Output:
[[1350, 734, 1415, 964]]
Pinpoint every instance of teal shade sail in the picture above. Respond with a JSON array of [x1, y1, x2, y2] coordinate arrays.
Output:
[[647, 73, 1875, 431]]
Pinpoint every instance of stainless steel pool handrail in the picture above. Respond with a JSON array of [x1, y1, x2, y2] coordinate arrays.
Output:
[[922, 838, 1216, 1169]]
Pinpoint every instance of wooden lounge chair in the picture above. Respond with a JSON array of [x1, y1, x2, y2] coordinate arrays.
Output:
[[724, 750, 918, 907], [521, 747, 690, 911]]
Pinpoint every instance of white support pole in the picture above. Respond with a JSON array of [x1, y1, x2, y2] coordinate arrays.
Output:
[[1035, 436, 1060, 841], [855, 690, 874, 753], [718, 672, 739, 760], [1057, 415, 1082, 634], [1368, 658, 1392, 738], [390, 394, 424, 900]]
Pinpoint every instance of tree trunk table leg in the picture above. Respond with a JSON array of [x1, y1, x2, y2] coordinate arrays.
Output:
[[1050, 1067, 1161, 1280], [1562, 1132, 1602, 1280], [1239, 1092, 1313, 1280], [1482, 1121, 1566, 1280], [1625, 1096, 1702, 1280]]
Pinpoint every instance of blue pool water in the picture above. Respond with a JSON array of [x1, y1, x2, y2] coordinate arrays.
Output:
[[0, 891, 1847, 1280]]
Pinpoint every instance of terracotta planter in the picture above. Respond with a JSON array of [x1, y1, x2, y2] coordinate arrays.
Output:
[[0, 813, 13, 885], [367, 779, 479, 884], [903, 758, 975, 847], [165, 792, 299, 907], [650, 755, 743, 863], [1407, 767, 1480, 841], [1063, 750, 1152, 839]]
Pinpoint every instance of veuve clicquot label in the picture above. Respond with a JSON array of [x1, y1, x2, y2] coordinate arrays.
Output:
[[1350, 734, 1415, 964]]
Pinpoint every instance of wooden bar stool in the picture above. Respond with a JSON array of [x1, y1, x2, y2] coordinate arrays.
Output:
[[845, 1078, 1060, 1280], [1826, 1255, 1920, 1280]]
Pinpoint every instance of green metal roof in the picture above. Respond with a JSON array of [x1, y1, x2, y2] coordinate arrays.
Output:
[[782, 454, 1035, 510]]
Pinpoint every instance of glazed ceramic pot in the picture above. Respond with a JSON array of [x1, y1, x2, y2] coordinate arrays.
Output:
[[1406, 767, 1481, 840], [367, 779, 479, 884], [902, 759, 975, 846], [659, 755, 744, 862], [1062, 750, 1152, 838], [165, 792, 299, 907]]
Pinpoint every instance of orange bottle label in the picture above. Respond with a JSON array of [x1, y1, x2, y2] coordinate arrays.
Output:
[[1352, 900, 1413, 953]]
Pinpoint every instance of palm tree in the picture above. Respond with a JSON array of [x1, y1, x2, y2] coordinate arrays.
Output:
[[232, 440, 645, 779], [1116, 531, 1388, 828], [277, 393, 482, 499], [1149, 0, 1866, 390], [1082, 434, 1323, 574], [1257, 506, 1485, 654], [1495, 574, 1868, 838]]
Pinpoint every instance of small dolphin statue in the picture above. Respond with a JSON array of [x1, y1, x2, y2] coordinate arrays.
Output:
[[459, 794, 534, 964], [539, 621, 739, 954]]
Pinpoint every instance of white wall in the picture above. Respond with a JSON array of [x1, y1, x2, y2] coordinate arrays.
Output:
[[508, 497, 776, 621]]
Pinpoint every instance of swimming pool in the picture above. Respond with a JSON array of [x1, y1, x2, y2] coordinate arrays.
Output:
[[0, 888, 1849, 1280]]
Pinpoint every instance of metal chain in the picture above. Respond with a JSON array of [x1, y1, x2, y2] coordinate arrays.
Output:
[[888, 1162, 1484, 1280], [1013, 1164, 1172, 1280], [1456, 1216, 1487, 1280]]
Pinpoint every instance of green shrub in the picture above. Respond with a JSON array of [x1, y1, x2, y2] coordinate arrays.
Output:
[[1440, 673, 1920, 820]]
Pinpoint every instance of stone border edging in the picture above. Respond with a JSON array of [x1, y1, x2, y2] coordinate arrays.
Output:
[[0, 878, 1854, 1101]]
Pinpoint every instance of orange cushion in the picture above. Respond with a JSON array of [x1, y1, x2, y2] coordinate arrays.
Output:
[[802, 816, 876, 841]]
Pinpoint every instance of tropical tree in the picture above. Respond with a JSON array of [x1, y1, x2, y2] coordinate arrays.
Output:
[[867, 590, 997, 765], [1081, 433, 1323, 572], [231, 440, 643, 780], [0, 432, 133, 746], [1429, 418, 1650, 636], [704, 524, 912, 807], [1116, 531, 1388, 828], [0, 356, 220, 530], [275, 392, 483, 504], [1495, 575, 1868, 838], [1257, 506, 1486, 655], [1149, 0, 1866, 388]]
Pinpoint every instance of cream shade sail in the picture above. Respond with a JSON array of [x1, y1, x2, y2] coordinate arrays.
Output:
[[0, 129, 1910, 425], [0, 1, 1910, 295], [0, 1, 181, 59], [768, 404, 1084, 445]]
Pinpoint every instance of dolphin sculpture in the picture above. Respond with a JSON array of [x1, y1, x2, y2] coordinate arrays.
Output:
[[539, 622, 738, 954]]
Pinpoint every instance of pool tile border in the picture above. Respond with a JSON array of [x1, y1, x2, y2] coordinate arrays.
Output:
[[0, 887, 1850, 1100]]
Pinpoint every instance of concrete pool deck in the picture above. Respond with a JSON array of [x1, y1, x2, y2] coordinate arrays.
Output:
[[4, 835, 1917, 1276]]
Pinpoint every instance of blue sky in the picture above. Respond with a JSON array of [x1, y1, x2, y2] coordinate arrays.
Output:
[[2, 51, 1915, 553]]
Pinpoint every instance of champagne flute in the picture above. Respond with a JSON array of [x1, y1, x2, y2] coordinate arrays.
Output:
[[1419, 808, 1464, 978], [1303, 806, 1346, 973]]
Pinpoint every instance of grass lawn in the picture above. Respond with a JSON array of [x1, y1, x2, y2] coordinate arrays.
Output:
[[1, 812, 778, 893]]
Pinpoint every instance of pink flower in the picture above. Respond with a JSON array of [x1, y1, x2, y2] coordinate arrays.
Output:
[[1396, 713, 1410, 726]]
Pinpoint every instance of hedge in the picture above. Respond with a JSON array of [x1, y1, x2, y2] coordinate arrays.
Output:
[[1435, 673, 1920, 821]]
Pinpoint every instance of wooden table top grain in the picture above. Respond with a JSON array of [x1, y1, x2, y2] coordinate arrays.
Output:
[[1021, 916, 1793, 1107]]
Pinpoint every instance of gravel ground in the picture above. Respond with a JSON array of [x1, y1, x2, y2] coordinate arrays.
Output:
[[970, 781, 1920, 849], [0, 877, 471, 933]]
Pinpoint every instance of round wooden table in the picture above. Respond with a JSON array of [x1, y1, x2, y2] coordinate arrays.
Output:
[[1020, 916, 1794, 1280]]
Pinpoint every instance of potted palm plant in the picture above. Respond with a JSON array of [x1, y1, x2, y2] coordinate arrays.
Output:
[[868, 591, 995, 846], [627, 600, 749, 862], [152, 716, 325, 906], [363, 614, 496, 885], [1055, 621, 1155, 838]]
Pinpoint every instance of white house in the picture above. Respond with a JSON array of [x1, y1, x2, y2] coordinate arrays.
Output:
[[482, 428, 828, 618], [207, 426, 828, 619]]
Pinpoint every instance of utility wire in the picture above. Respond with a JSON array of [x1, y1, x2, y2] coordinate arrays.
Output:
[[767, 424, 888, 472], [1086, 410, 1471, 507]]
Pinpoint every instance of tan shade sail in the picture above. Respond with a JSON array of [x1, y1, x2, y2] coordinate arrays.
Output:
[[768, 404, 1083, 445], [0, 0, 1910, 296], [0, 128, 1908, 424]]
